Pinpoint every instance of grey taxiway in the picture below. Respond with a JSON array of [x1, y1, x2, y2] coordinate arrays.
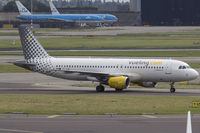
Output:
[[0, 114, 199, 133], [0, 72, 200, 96]]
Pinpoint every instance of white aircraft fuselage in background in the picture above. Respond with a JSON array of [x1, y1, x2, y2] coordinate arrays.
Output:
[[14, 25, 199, 93]]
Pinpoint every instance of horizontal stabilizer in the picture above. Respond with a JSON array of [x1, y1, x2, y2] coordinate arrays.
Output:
[[14, 60, 36, 69]]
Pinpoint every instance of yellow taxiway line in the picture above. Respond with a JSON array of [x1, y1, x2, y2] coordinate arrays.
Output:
[[47, 115, 60, 118], [142, 115, 158, 119]]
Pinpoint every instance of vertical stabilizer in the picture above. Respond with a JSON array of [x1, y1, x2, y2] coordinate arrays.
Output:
[[18, 25, 49, 60], [15, 1, 31, 15], [186, 111, 192, 133], [49, 1, 60, 15]]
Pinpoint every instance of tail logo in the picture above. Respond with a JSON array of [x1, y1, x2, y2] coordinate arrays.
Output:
[[27, 36, 31, 41], [19, 8, 28, 13], [52, 8, 57, 13]]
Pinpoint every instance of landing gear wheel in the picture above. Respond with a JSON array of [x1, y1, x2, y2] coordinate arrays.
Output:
[[170, 88, 176, 93], [115, 88, 123, 92], [170, 82, 176, 93], [96, 85, 105, 92]]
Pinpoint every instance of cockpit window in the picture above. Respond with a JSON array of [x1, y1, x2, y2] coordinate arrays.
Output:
[[179, 65, 190, 69]]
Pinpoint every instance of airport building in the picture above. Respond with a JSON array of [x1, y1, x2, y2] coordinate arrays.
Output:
[[129, 0, 200, 26], [141, 0, 200, 25], [129, 0, 141, 12]]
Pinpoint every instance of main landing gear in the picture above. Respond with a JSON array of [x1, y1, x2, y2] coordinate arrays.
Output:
[[96, 84, 105, 92], [115, 88, 123, 92], [170, 82, 176, 93], [96, 85, 123, 92]]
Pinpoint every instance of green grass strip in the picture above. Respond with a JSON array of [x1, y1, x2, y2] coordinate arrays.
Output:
[[0, 64, 30, 73], [47, 50, 200, 57], [0, 32, 18, 36], [189, 63, 200, 68], [2, 34, 200, 49], [0, 51, 23, 55], [0, 94, 199, 115], [1, 50, 200, 57]]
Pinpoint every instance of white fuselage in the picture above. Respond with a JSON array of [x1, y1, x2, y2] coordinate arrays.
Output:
[[46, 57, 198, 83]]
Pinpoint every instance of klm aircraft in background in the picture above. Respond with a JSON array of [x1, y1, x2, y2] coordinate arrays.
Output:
[[49, 1, 118, 25], [15, 1, 118, 26]]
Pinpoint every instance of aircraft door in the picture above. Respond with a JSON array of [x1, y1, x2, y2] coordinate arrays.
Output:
[[165, 61, 172, 74]]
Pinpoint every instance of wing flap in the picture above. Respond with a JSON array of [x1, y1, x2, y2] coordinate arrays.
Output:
[[63, 70, 141, 81], [64, 70, 110, 77]]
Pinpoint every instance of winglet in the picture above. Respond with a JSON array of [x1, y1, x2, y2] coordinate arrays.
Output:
[[15, 0, 31, 15], [186, 111, 192, 133], [49, 1, 60, 15]]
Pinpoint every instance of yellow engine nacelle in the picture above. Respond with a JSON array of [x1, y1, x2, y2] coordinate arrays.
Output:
[[108, 76, 130, 89]]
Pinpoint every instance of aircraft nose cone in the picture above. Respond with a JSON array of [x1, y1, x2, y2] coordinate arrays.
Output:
[[113, 16, 118, 21], [190, 69, 199, 80]]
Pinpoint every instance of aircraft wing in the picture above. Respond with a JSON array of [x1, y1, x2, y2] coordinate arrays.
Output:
[[63, 70, 140, 81], [64, 70, 115, 76], [40, 17, 74, 22]]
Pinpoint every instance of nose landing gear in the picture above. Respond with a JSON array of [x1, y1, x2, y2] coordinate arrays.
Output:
[[170, 82, 175, 93]]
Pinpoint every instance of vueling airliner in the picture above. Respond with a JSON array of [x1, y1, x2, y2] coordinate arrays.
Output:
[[14, 25, 199, 93], [15, 1, 118, 24]]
